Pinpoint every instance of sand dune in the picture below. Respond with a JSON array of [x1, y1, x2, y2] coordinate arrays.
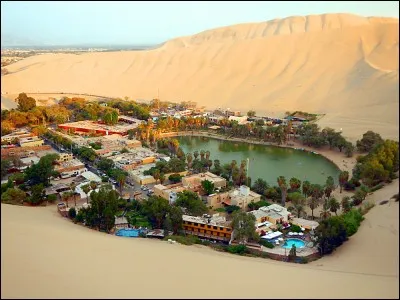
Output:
[[1, 13, 399, 141], [1, 179, 398, 298]]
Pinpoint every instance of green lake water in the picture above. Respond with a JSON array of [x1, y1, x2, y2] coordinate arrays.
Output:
[[176, 136, 340, 186]]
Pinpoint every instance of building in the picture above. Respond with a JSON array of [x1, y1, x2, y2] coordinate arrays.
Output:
[[112, 148, 157, 171], [290, 218, 319, 230], [249, 204, 292, 225], [58, 119, 142, 136], [1, 129, 34, 143], [18, 137, 44, 148], [129, 163, 156, 185], [56, 152, 73, 163], [182, 214, 232, 242], [229, 186, 261, 210], [114, 216, 129, 229], [153, 183, 186, 204], [182, 172, 227, 191], [55, 158, 86, 174], [228, 116, 248, 125]]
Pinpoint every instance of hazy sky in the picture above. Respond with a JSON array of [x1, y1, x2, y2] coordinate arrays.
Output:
[[1, 1, 399, 45]]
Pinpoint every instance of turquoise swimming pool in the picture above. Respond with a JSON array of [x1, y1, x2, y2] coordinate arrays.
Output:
[[282, 238, 305, 249], [116, 228, 142, 237]]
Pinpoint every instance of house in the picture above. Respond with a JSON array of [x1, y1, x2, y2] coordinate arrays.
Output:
[[207, 186, 261, 210], [228, 116, 248, 125], [114, 216, 129, 229], [182, 214, 232, 242], [248, 204, 292, 225], [153, 183, 185, 204], [182, 172, 227, 191], [18, 137, 44, 148]]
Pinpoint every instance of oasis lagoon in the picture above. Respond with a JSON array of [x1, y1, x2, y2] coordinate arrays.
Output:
[[176, 136, 340, 186]]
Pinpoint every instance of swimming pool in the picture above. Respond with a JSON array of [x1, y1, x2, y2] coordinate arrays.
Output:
[[282, 238, 305, 249], [116, 228, 142, 237]]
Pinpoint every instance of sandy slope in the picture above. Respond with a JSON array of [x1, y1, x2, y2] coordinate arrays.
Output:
[[1, 179, 398, 299], [1, 13, 399, 141]]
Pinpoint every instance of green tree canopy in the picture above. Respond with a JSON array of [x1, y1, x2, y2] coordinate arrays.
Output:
[[356, 131, 383, 153], [175, 190, 207, 216], [231, 210, 259, 244], [201, 179, 215, 195], [16, 93, 36, 112], [25, 153, 59, 186]]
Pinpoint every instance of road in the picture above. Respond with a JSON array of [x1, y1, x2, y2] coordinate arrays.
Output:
[[43, 135, 151, 201]]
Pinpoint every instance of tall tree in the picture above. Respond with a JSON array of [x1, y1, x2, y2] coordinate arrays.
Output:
[[328, 197, 340, 215], [175, 190, 207, 216], [201, 179, 215, 195], [231, 211, 259, 244], [277, 176, 287, 207], [338, 171, 349, 193], [252, 178, 268, 195], [16, 93, 36, 112]]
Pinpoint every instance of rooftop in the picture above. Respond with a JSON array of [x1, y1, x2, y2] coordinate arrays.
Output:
[[19, 136, 43, 144], [182, 214, 231, 228], [55, 158, 85, 169], [58, 120, 141, 134]]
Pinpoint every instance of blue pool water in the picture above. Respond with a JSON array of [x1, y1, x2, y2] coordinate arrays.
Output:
[[116, 228, 142, 237], [282, 238, 305, 249]]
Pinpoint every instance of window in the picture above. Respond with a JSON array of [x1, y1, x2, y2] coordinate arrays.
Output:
[[188, 222, 193, 225], [219, 227, 224, 231], [200, 224, 205, 228], [226, 228, 232, 232], [219, 232, 224, 237], [206, 231, 211, 235], [213, 226, 218, 230], [207, 225, 212, 229]]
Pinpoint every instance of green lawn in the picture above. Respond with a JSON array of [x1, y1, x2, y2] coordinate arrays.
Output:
[[125, 211, 151, 228]]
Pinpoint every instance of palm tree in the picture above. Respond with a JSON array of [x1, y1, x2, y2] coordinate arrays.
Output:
[[159, 173, 166, 184], [341, 196, 351, 213], [338, 171, 349, 193], [302, 180, 311, 197], [70, 182, 77, 207], [324, 176, 335, 198], [200, 150, 205, 160], [153, 169, 160, 184], [205, 150, 211, 161], [61, 192, 70, 208], [329, 197, 340, 215], [320, 200, 331, 219], [193, 150, 199, 160], [308, 196, 319, 220], [82, 184, 91, 204], [89, 181, 97, 191], [277, 176, 287, 207], [117, 173, 126, 195], [292, 193, 306, 218], [186, 153, 193, 169]]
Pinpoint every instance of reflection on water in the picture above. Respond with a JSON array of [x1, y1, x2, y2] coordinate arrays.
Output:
[[176, 136, 340, 186]]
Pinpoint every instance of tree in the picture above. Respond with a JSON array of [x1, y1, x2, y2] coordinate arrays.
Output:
[[1, 187, 27, 204], [168, 205, 183, 234], [338, 171, 349, 193], [288, 245, 297, 261], [82, 184, 91, 203], [231, 211, 259, 244], [25, 153, 60, 186], [328, 197, 340, 215], [320, 200, 331, 220], [142, 196, 170, 228], [247, 110, 256, 117], [16, 93, 36, 112], [324, 176, 335, 199], [28, 184, 45, 205], [186, 153, 193, 169], [61, 191, 71, 208], [356, 131, 383, 153], [168, 173, 182, 184], [252, 178, 268, 195], [153, 169, 161, 184], [290, 192, 306, 218], [159, 173, 166, 184], [68, 207, 77, 219], [116, 172, 126, 195], [302, 180, 311, 197], [175, 190, 207, 216], [316, 216, 348, 255], [277, 176, 287, 207], [289, 177, 302, 192], [1, 159, 11, 179], [201, 179, 215, 195], [308, 196, 319, 220], [344, 142, 355, 157], [341, 196, 351, 213], [97, 158, 114, 172]]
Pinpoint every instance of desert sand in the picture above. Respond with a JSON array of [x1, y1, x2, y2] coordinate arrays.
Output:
[[1, 178, 398, 299], [1, 13, 398, 142]]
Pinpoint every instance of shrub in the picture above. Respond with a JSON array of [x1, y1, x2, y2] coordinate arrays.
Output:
[[341, 209, 364, 237], [226, 244, 249, 255], [370, 183, 384, 192], [164, 235, 200, 245], [290, 224, 302, 232], [68, 207, 77, 219], [47, 194, 57, 203], [75, 211, 85, 223], [259, 239, 274, 248]]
